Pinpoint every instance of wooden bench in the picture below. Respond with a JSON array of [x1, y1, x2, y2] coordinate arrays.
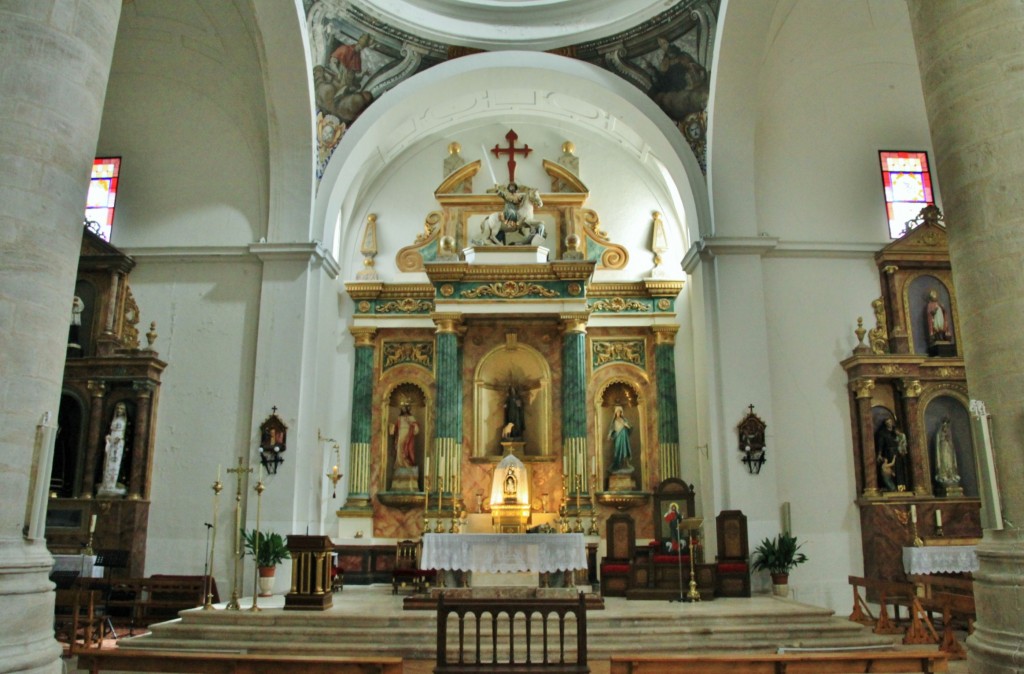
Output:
[[908, 574, 975, 660], [96, 576, 206, 635], [75, 650, 402, 674], [847, 575, 938, 643], [435, 592, 589, 674], [610, 650, 948, 674]]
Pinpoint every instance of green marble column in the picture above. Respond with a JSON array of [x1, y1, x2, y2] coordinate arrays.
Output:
[[654, 326, 681, 479], [561, 314, 589, 495], [433, 314, 462, 495], [344, 327, 376, 509]]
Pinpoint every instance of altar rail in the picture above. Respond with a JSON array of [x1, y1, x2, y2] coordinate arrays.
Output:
[[75, 650, 403, 674], [609, 650, 947, 674], [435, 592, 589, 674]]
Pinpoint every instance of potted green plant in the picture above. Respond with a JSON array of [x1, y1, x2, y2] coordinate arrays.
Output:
[[242, 529, 290, 596], [751, 532, 807, 597]]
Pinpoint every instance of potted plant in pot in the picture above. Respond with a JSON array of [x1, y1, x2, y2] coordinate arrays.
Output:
[[751, 532, 807, 597], [242, 529, 290, 596]]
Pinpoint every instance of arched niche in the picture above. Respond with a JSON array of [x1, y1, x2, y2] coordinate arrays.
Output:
[[52, 392, 87, 498], [472, 341, 552, 459], [922, 393, 976, 497], [906, 274, 956, 356], [381, 382, 430, 492], [595, 379, 646, 492]]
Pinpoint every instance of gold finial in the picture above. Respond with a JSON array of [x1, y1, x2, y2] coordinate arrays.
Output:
[[561, 141, 575, 155], [853, 317, 869, 354], [145, 321, 158, 350], [448, 142, 462, 155]]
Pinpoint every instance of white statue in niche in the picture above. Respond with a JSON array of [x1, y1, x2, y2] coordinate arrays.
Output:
[[934, 416, 961, 489], [97, 402, 128, 497]]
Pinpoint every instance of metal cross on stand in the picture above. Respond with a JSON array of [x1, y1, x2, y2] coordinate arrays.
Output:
[[490, 129, 532, 183]]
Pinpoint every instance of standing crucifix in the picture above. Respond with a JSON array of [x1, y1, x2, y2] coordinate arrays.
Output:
[[491, 129, 532, 183]]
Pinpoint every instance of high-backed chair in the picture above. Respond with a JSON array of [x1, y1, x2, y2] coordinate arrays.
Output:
[[599, 513, 635, 597], [715, 509, 751, 597], [392, 539, 421, 595]]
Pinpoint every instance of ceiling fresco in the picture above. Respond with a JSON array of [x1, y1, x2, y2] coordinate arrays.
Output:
[[305, 0, 719, 182]]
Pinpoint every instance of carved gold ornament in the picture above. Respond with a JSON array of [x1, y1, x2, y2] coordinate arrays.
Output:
[[382, 342, 434, 370], [358, 301, 372, 313], [879, 364, 908, 376], [460, 282, 559, 299], [440, 284, 455, 297], [870, 297, 888, 354], [593, 340, 645, 367], [591, 297, 649, 313], [567, 283, 582, 296], [121, 287, 141, 349], [657, 298, 671, 311], [377, 298, 433, 314]]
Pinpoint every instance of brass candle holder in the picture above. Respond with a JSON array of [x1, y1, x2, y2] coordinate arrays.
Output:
[[573, 476, 583, 533], [435, 475, 446, 533], [423, 476, 432, 535], [250, 472, 266, 612], [449, 487, 459, 533], [225, 456, 252, 610], [204, 473, 223, 610]]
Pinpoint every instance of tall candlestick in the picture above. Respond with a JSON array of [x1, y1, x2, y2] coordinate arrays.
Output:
[[910, 504, 917, 523]]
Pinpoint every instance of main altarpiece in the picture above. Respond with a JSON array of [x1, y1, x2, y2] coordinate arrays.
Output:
[[339, 140, 686, 546]]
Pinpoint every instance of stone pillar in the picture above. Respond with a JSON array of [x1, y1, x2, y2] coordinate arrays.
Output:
[[433, 314, 462, 495], [907, 4, 1024, 671], [0, 2, 121, 671], [653, 325, 681, 480], [851, 379, 877, 496], [128, 381, 156, 500], [343, 328, 376, 510], [561, 314, 588, 495]]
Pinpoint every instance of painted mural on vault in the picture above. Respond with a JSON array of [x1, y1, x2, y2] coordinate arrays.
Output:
[[305, 0, 719, 182]]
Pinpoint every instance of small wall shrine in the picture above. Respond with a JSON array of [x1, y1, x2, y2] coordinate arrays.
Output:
[[341, 132, 686, 543], [45, 228, 166, 577], [841, 206, 983, 582]]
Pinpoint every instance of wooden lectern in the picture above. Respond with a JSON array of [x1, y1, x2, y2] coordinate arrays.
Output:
[[284, 535, 334, 611]]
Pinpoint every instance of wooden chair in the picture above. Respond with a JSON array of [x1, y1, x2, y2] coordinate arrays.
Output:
[[392, 539, 432, 594], [714, 510, 751, 597], [599, 513, 634, 597]]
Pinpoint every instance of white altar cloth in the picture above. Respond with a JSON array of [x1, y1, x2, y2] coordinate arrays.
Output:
[[52, 554, 103, 579], [902, 545, 979, 575], [421, 533, 586, 574]]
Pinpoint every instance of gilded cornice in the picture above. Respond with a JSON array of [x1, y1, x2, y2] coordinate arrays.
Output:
[[350, 327, 377, 346], [652, 324, 679, 344], [432, 312, 463, 333], [425, 260, 595, 284], [589, 281, 683, 300]]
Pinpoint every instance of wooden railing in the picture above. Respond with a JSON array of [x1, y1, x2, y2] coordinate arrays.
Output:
[[75, 650, 402, 674], [610, 650, 948, 674], [435, 592, 589, 674]]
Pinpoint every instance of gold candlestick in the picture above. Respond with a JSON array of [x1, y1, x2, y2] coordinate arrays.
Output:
[[423, 477, 432, 535], [204, 474, 223, 610], [573, 477, 583, 533], [435, 476, 446, 533], [686, 531, 701, 602], [250, 472, 266, 611], [449, 487, 459, 533], [912, 518, 924, 547], [225, 456, 252, 610], [587, 475, 599, 536]]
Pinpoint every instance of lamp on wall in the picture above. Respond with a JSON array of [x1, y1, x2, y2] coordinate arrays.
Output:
[[738, 404, 767, 475], [320, 431, 342, 498]]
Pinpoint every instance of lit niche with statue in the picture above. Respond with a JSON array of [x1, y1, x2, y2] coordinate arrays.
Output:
[[341, 130, 686, 550], [841, 205, 989, 584]]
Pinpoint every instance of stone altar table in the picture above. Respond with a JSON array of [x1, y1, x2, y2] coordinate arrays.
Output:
[[421, 533, 587, 587]]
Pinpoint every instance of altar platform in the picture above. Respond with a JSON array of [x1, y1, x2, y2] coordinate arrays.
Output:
[[104, 584, 899, 671]]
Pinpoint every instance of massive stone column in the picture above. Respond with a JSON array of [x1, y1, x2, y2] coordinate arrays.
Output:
[[0, 1, 121, 671], [907, 3, 1024, 672]]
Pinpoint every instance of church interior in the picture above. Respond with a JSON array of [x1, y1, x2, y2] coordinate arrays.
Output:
[[3, 1, 1024, 673]]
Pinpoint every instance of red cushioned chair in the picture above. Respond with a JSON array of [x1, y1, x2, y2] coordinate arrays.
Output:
[[599, 513, 634, 597], [714, 509, 751, 597]]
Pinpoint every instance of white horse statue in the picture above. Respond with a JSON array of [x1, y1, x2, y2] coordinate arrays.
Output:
[[475, 184, 544, 246]]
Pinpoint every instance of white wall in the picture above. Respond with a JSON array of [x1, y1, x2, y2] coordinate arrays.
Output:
[[707, 0, 936, 606]]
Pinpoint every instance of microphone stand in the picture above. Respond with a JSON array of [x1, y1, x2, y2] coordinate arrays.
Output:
[[202, 523, 213, 609]]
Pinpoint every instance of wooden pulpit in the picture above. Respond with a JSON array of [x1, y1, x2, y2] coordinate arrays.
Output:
[[284, 535, 334, 611]]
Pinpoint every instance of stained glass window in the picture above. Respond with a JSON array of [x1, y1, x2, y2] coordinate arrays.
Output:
[[85, 157, 121, 242], [879, 151, 933, 238]]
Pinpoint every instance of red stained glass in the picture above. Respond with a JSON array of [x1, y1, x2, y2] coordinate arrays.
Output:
[[85, 158, 120, 241], [879, 151, 934, 238]]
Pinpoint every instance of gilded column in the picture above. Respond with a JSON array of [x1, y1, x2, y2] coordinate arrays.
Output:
[[653, 325, 681, 479], [80, 381, 107, 499], [344, 327, 376, 508], [433, 314, 462, 495], [852, 379, 877, 497], [561, 314, 589, 495], [897, 379, 928, 496], [127, 381, 156, 500]]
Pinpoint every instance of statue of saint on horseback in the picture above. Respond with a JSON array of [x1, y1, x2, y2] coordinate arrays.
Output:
[[474, 182, 544, 246]]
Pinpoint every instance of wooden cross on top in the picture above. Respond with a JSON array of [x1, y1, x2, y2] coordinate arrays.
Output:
[[491, 129, 532, 183]]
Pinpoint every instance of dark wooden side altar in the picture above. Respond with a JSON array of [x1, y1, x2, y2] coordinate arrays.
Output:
[[45, 228, 166, 578], [841, 208, 982, 583]]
